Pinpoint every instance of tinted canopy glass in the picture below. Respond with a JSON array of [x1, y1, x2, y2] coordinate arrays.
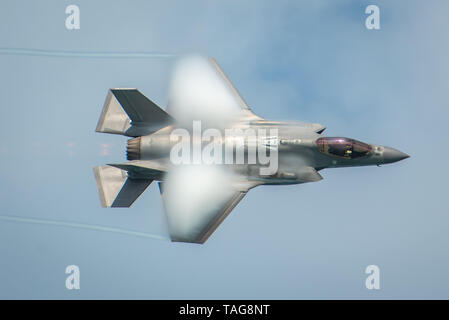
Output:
[[316, 137, 372, 159]]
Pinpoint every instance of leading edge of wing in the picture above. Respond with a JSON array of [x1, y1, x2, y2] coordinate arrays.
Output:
[[208, 57, 262, 120]]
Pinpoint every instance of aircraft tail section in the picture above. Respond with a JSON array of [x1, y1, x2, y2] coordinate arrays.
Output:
[[96, 89, 174, 137], [93, 165, 152, 208]]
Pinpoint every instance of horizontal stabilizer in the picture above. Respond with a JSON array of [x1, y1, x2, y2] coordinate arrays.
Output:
[[108, 159, 167, 180], [93, 165, 152, 208], [96, 89, 173, 137]]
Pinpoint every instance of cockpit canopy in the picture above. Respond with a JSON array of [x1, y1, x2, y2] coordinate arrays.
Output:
[[316, 137, 372, 159]]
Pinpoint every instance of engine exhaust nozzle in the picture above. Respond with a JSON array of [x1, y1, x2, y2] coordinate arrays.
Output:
[[127, 137, 141, 160]]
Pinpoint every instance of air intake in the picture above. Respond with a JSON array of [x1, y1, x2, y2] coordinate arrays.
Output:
[[127, 137, 141, 160]]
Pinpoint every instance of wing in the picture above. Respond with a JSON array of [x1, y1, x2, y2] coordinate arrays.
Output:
[[159, 165, 260, 244], [207, 58, 252, 111], [168, 56, 262, 129]]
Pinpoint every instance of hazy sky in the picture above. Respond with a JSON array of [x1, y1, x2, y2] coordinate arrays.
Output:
[[0, 0, 448, 299]]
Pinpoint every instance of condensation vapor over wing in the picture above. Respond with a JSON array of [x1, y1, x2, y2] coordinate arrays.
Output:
[[168, 56, 243, 130]]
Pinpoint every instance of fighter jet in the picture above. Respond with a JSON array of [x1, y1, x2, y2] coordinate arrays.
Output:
[[94, 56, 409, 244]]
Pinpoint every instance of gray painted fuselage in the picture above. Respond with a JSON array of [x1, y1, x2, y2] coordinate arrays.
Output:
[[130, 119, 409, 186]]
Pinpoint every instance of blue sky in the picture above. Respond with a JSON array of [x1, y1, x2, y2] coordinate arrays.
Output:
[[0, 0, 448, 299]]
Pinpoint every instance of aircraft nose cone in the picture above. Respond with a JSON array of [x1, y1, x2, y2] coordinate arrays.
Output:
[[382, 147, 410, 164]]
